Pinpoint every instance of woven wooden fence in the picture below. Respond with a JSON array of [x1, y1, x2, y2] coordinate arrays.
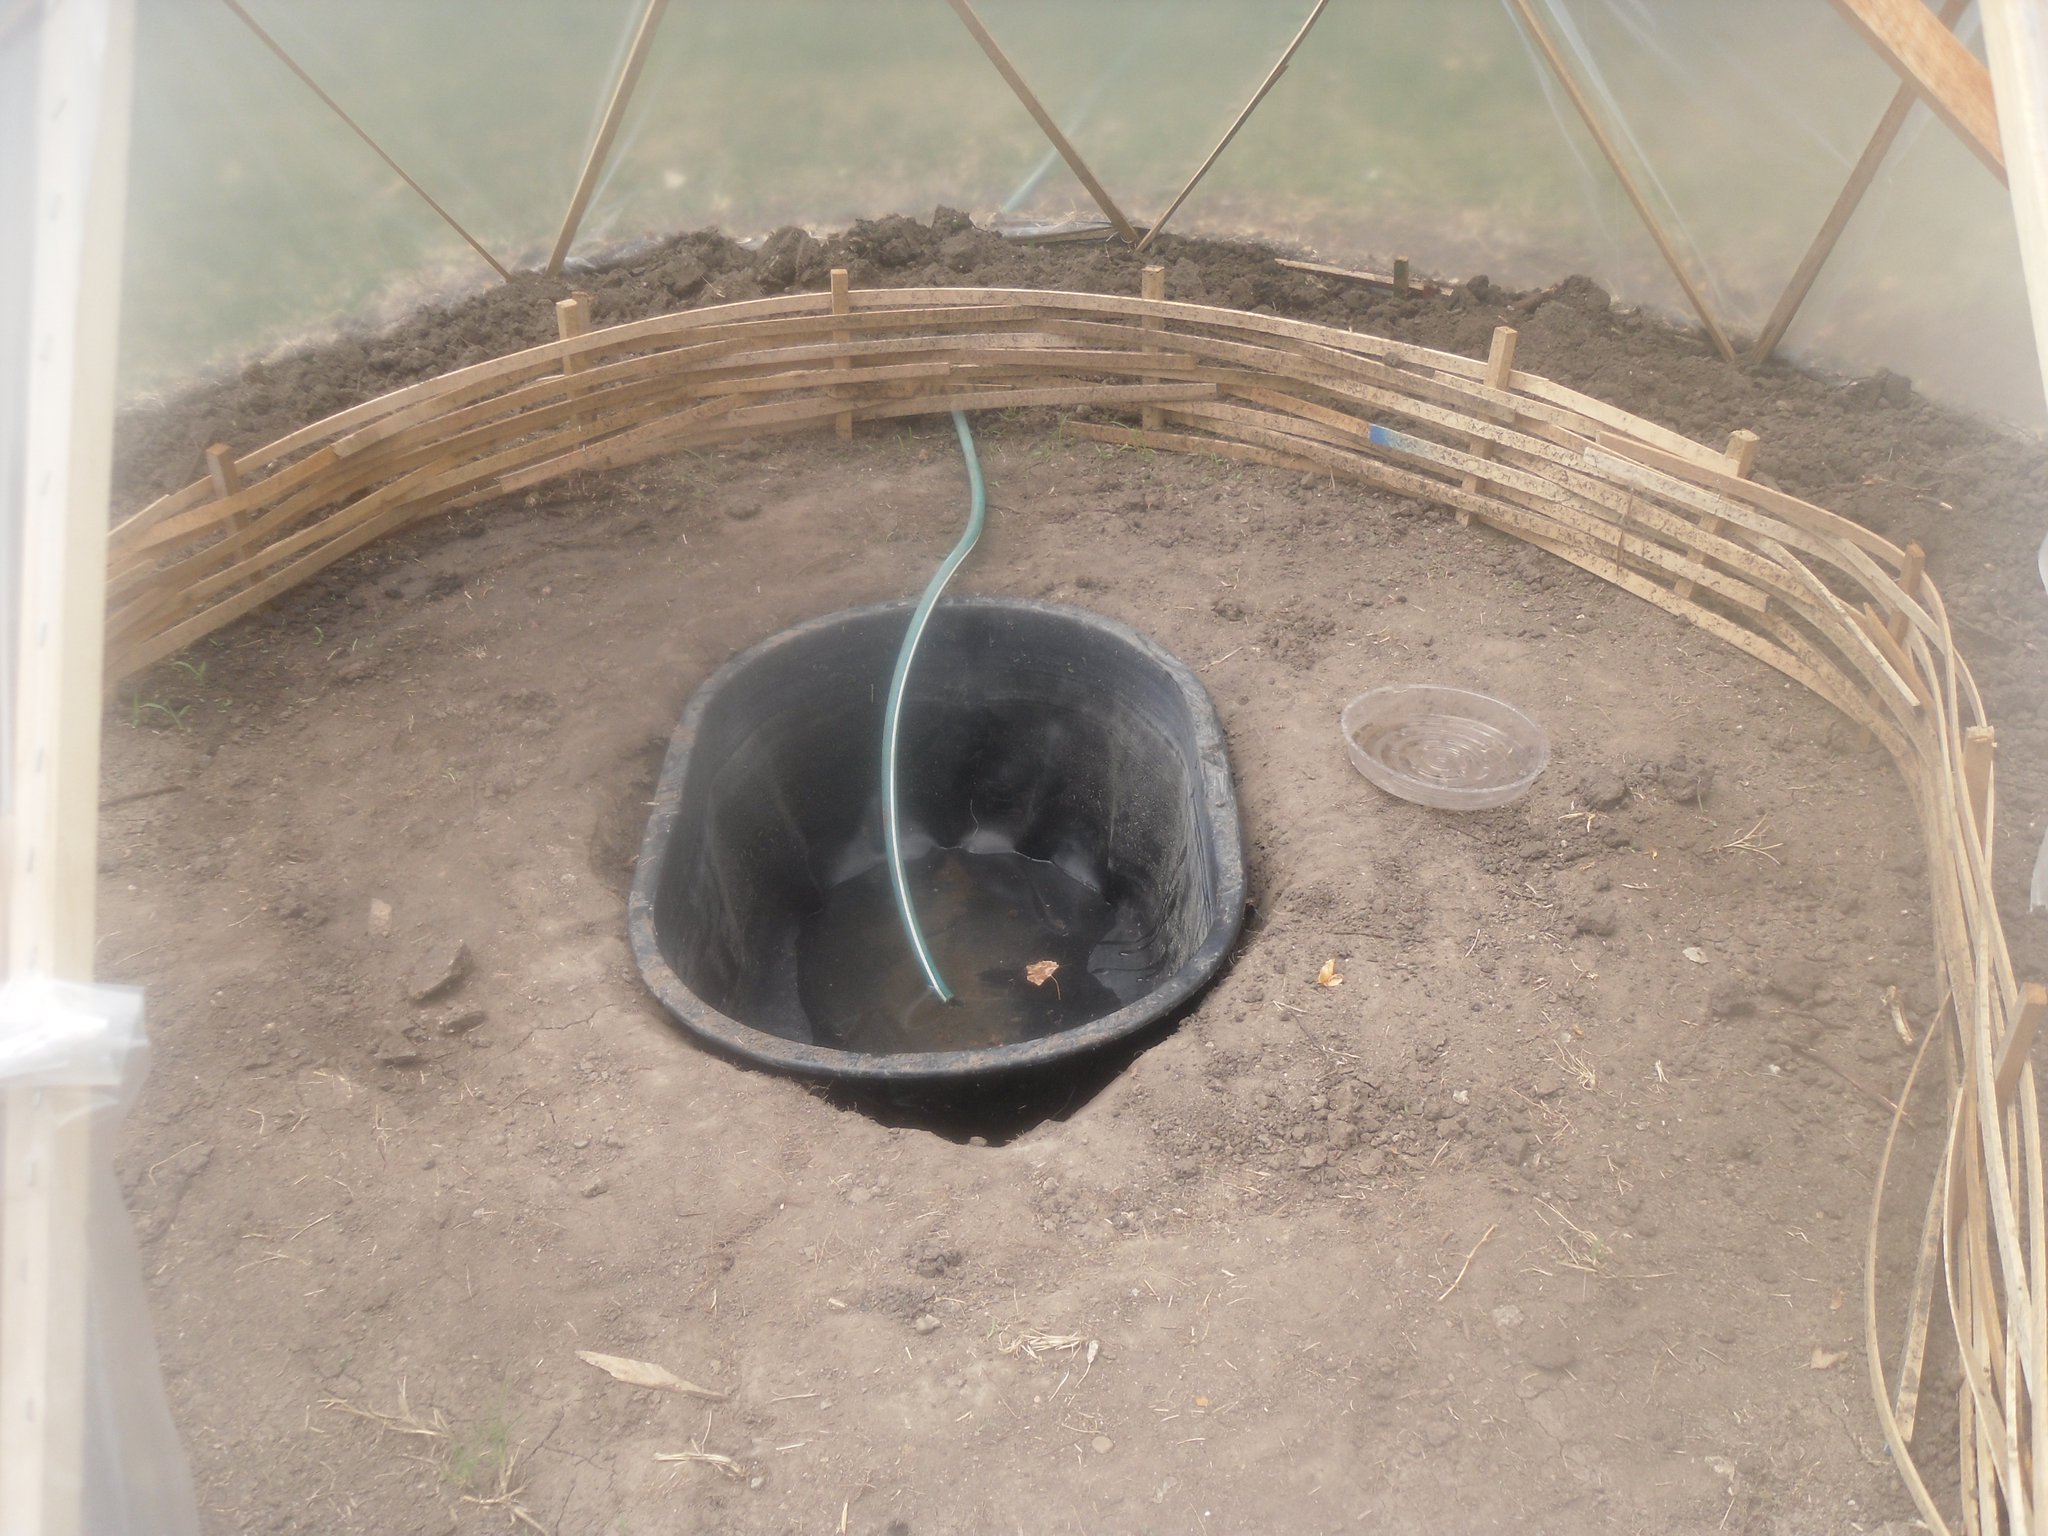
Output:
[[106, 277, 2043, 1532]]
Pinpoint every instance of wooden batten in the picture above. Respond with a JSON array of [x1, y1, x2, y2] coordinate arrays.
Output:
[[1722, 428, 1761, 479], [204, 443, 241, 498], [1996, 983, 2046, 1110], [557, 292, 592, 368], [1457, 325, 1519, 524], [1140, 265, 1166, 434], [830, 269, 853, 440]]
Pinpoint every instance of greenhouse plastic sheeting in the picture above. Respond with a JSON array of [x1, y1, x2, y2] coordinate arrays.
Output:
[[1, 5, 30, 813], [0, 980, 198, 1536], [111, 0, 2042, 427]]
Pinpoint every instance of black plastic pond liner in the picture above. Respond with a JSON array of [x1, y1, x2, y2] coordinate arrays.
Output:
[[628, 597, 1245, 1085]]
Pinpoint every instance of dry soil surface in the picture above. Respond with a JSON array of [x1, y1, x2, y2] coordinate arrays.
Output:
[[100, 214, 2048, 1535]]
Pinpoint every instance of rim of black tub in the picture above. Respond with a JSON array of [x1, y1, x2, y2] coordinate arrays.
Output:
[[626, 596, 1247, 1083]]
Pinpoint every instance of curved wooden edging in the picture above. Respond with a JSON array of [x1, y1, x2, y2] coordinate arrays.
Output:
[[108, 280, 2043, 1531]]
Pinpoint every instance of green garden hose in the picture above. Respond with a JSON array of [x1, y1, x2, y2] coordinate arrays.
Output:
[[881, 409, 986, 1002]]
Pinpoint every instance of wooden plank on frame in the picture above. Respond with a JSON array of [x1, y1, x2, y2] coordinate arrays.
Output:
[[1828, 0, 2007, 181]]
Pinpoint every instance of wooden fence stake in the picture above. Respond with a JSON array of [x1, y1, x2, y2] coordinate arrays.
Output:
[[204, 442, 240, 499], [555, 292, 591, 352], [1456, 325, 1519, 525], [831, 269, 853, 440], [556, 293, 593, 429], [1722, 427, 1761, 480], [1995, 982, 2046, 1109], [204, 442, 258, 578], [1140, 264, 1166, 433], [1392, 257, 1410, 294]]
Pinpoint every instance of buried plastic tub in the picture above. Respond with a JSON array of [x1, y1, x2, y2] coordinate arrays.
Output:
[[628, 598, 1245, 1083]]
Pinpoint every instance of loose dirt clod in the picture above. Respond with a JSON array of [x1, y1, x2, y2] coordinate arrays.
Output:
[[405, 939, 472, 1002]]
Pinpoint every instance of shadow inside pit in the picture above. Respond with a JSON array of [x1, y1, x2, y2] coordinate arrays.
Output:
[[808, 935, 1257, 1146], [811, 1009, 1173, 1146]]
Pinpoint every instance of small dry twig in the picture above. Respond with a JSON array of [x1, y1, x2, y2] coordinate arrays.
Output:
[[1884, 985, 1915, 1048], [999, 1330, 1088, 1362], [322, 1384, 548, 1534], [1550, 1037, 1596, 1091], [1715, 816, 1783, 863], [1790, 1043, 1915, 1127], [655, 1449, 743, 1478], [1436, 1223, 1500, 1301], [1537, 1198, 1611, 1275]]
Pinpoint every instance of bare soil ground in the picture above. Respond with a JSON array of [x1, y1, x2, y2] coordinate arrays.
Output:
[[101, 215, 2048, 1535]]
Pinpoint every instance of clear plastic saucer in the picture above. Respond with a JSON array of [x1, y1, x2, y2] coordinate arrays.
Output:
[[1341, 685, 1549, 810]]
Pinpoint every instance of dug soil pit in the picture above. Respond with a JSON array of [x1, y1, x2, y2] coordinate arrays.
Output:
[[101, 217, 2048, 1535]]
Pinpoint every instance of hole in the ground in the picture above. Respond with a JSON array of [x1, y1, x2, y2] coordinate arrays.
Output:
[[811, 996, 1205, 1146], [629, 596, 1246, 1097]]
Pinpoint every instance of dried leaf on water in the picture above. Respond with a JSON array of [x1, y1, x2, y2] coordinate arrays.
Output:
[[576, 1349, 730, 1400], [1025, 960, 1061, 987], [1316, 958, 1344, 988]]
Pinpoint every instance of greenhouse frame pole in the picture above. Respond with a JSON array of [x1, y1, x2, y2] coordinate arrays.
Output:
[[943, 0, 1140, 244], [1504, 0, 1736, 363], [215, 0, 512, 281], [546, 0, 672, 277], [1, 1, 134, 1532], [1135, 0, 1332, 255], [1751, 0, 1974, 365]]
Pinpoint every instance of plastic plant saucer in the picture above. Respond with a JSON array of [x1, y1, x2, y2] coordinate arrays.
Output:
[[1341, 684, 1549, 810]]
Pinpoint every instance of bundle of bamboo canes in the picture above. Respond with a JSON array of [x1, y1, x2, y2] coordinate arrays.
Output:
[[106, 276, 2042, 1531]]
